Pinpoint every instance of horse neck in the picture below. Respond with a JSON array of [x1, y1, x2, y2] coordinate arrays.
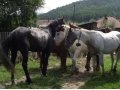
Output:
[[78, 29, 90, 44], [48, 24, 56, 38]]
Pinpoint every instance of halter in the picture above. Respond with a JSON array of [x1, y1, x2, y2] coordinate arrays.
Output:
[[64, 27, 71, 49], [76, 30, 81, 47], [64, 27, 81, 49]]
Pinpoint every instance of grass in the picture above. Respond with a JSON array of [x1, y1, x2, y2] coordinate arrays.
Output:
[[0, 55, 120, 89], [0, 55, 72, 89], [81, 55, 120, 89]]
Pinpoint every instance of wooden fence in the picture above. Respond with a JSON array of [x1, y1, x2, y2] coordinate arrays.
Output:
[[0, 32, 10, 41]]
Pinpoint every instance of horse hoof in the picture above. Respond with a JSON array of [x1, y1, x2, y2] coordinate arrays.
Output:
[[42, 73, 47, 76], [85, 66, 91, 71], [26, 79, 32, 84], [113, 69, 117, 73], [11, 81, 15, 85], [60, 67, 67, 72], [71, 68, 79, 75], [86, 68, 90, 71], [102, 74, 105, 78], [75, 70, 79, 74], [95, 67, 100, 71]]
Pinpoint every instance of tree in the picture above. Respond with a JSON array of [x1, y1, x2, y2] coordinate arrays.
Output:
[[0, 0, 44, 31]]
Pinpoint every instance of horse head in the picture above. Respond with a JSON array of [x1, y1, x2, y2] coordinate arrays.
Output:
[[54, 24, 70, 46], [48, 18, 65, 37], [69, 23, 82, 47], [54, 23, 80, 48]]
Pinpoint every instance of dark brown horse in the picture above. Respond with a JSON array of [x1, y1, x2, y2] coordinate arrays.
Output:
[[37, 39, 68, 71], [2, 18, 65, 84]]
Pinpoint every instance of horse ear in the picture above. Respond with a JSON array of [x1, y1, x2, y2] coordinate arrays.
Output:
[[69, 23, 78, 28], [69, 23, 72, 28], [61, 16, 64, 20], [69, 27, 72, 32], [61, 18, 64, 22]]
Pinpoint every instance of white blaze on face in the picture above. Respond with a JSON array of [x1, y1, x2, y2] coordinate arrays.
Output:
[[54, 25, 70, 46], [54, 31, 66, 46]]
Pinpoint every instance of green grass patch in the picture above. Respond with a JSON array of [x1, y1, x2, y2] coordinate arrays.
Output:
[[0, 55, 120, 89], [81, 55, 120, 89], [0, 55, 72, 89]]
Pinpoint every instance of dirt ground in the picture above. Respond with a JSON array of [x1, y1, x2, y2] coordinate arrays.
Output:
[[62, 58, 93, 89], [3, 58, 93, 89]]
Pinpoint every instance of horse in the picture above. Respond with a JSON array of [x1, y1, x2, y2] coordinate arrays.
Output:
[[1, 18, 65, 84], [0, 43, 13, 71], [54, 25, 89, 72], [54, 24, 114, 73], [62, 24, 120, 76]]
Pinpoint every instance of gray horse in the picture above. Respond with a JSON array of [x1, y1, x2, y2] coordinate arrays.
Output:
[[64, 25, 120, 76]]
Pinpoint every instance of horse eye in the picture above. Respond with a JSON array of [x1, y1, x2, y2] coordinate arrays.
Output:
[[57, 32, 59, 35]]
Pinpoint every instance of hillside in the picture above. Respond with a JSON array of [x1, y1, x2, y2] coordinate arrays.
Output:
[[39, 0, 120, 22]]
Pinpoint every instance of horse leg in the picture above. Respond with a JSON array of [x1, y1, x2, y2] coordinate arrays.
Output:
[[41, 52, 50, 76], [92, 55, 97, 72], [20, 49, 32, 84], [37, 52, 43, 73], [96, 55, 100, 71], [110, 53, 114, 72], [11, 50, 17, 85], [85, 52, 91, 71], [98, 53, 105, 76], [60, 55, 67, 70], [113, 51, 120, 73]]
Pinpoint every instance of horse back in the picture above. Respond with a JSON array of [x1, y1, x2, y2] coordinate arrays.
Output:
[[6, 27, 53, 52], [28, 29, 53, 51]]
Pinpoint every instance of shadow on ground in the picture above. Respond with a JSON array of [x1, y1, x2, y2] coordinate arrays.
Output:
[[81, 72, 120, 89], [5, 65, 93, 89]]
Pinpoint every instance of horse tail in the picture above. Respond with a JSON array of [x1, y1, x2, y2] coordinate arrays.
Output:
[[0, 44, 13, 71]]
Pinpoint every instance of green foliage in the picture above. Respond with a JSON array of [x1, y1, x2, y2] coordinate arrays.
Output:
[[0, 0, 44, 31], [40, 0, 120, 23]]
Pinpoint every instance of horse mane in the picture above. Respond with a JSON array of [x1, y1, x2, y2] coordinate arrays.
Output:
[[48, 18, 64, 28], [69, 23, 81, 29], [97, 27, 112, 33]]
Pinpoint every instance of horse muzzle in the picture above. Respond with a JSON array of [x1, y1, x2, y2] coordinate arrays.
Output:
[[76, 43, 81, 47]]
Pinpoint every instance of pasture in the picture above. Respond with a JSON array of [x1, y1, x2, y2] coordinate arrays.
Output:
[[0, 55, 120, 89]]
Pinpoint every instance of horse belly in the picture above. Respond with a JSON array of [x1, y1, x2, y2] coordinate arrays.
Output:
[[29, 31, 50, 51], [103, 39, 119, 54], [29, 39, 48, 52]]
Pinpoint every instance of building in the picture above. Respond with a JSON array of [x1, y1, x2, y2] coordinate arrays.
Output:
[[97, 16, 120, 31], [78, 16, 120, 31]]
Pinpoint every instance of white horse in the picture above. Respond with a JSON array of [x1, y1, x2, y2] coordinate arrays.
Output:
[[55, 25, 88, 72], [60, 24, 120, 76]]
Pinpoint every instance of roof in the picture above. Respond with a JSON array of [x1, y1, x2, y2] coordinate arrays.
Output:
[[97, 16, 120, 28], [36, 20, 54, 26]]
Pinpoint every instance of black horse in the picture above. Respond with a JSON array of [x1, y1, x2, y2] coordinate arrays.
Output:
[[0, 43, 13, 71], [2, 18, 65, 84]]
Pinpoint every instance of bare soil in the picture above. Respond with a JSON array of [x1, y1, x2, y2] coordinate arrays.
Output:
[[3, 58, 93, 89]]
